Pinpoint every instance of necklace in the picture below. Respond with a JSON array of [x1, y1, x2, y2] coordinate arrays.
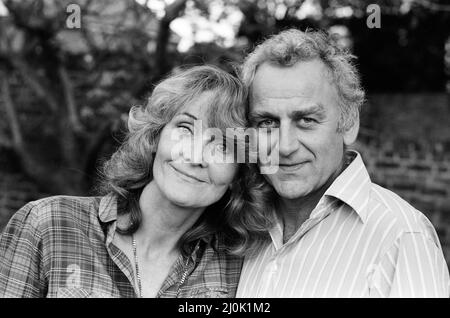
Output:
[[132, 235, 143, 298], [131, 234, 191, 298]]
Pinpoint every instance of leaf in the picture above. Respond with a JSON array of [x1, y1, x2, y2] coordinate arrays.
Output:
[[55, 30, 90, 54]]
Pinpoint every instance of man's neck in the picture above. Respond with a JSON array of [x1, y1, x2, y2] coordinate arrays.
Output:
[[278, 160, 347, 243], [279, 188, 327, 243]]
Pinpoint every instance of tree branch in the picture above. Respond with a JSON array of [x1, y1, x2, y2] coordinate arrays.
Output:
[[4, 0, 54, 40], [420, 0, 450, 12], [283, 1, 304, 20], [153, 0, 187, 81], [163, 0, 188, 23], [10, 58, 59, 112], [0, 72, 67, 193], [0, 134, 13, 149], [57, 65, 84, 133], [0, 73, 24, 152], [81, 119, 118, 182], [7, 62, 80, 183]]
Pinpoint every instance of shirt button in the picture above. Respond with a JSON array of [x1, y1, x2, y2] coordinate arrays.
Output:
[[264, 262, 277, 275], [270, 262, 278, 272]]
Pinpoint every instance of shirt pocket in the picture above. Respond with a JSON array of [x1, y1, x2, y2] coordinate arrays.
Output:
[[55, 287, 116, 298], [185, 287, 230, 298]]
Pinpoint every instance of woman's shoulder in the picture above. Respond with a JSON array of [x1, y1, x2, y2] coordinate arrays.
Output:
[[206, 233, 244, 264], [180, 234, 243, 298], [8, 195, 102, 232]]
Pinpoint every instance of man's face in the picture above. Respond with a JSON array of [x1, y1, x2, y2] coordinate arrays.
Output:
[[249, 59, 358, 200]]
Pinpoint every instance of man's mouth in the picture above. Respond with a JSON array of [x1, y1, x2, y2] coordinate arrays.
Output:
[[169, 164, 208, 183], [278, 162, 307, 172]]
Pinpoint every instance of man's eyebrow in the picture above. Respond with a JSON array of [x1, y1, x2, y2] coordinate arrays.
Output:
[[249, 104, 325, 121], [178, 112, 198, 120], [290, 104, 325, 119], [248, 111, 278, 121]]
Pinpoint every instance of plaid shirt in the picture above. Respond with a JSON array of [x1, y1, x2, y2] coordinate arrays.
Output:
[[0, 194, 243, 298]]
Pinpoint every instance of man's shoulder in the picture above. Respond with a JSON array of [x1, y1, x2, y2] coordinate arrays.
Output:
[[368, 183, 439, 242]]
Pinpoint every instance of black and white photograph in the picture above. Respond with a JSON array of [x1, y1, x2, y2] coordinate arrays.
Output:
[[0, 0, 449, 301]]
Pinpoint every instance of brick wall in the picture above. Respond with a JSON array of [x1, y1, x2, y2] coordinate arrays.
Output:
[[355, 93, 450, 265], [354, 142, 450, 265], [1, 93, 449, 267]]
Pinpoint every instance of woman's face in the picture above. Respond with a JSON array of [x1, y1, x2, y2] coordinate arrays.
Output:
[[152, 91, 239, 208]]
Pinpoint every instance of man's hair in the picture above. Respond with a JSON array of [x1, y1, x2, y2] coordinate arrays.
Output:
[[240, 29, 365, 132], [99, 65, 273, 256]]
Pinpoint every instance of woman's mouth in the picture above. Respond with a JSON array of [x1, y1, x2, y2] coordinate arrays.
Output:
[[169, 163, 208, 183]]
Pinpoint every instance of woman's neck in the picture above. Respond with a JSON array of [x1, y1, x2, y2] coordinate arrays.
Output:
[[134, 181, 205, 257]]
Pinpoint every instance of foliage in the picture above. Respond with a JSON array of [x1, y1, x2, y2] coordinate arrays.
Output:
[[0, 0, 448, 195], [0, 0, 188, 194]]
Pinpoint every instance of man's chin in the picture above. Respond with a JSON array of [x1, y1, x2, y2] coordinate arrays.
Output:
[[273, 184, 309, 200], [278, 192, 306, 200]]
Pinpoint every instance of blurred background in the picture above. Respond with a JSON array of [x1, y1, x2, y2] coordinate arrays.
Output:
[[0, 0, 449, 266]]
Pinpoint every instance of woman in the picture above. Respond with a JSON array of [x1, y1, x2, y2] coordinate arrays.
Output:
[[0, 65, 273, 298]]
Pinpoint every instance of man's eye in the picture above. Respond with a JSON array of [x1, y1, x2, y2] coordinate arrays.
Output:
[[298, 117, 316, 126], [258, 119, 277, 128]]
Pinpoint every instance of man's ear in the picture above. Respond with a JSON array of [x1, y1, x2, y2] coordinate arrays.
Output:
[[343, 113, 360, 146]]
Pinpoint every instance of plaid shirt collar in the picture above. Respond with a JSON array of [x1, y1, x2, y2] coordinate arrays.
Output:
[[98, 193, 218, 258]]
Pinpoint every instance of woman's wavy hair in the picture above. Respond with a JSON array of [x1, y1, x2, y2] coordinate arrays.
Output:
[[99, 65, 275, 256]]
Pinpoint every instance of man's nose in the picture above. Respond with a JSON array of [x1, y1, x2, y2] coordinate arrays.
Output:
[[278, 124, 298, 157]]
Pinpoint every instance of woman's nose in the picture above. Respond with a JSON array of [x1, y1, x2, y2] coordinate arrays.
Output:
[[190, 131, 215, 167]]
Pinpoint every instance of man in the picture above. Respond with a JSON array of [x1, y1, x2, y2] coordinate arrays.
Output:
[[236, 29, 449, 297]]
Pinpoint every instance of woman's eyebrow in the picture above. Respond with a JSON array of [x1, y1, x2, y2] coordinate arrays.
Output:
[[178, 112, 198, 120]]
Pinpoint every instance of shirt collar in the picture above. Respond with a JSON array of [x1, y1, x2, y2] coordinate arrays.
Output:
[[98, 193, 119, 223], [324, 150, 372, 223], [98, 192, 218, 250]]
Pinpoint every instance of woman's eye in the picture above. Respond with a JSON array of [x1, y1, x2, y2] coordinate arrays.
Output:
[[178, 125, 192, 134], [215, 143, 227, 153]]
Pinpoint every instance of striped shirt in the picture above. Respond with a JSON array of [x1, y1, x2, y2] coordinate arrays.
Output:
[[0, 194, 242, 298], [236, 151, 450, 298]]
